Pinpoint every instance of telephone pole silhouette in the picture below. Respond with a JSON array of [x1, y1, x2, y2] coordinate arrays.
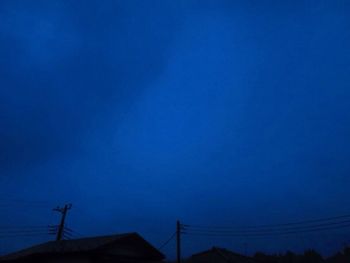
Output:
[[53, 204, 72, 241], [176, 220, 181, 263]]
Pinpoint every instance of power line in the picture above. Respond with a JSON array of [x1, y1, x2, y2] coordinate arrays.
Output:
[[182, 213, 350, 230], [0, 230, 50, 234], [182, 224, 350, 237], [0, 230, 50, 236], [183, 219, 350, 235], [0, 234, 50, 239], [49, 226, 75, 239], [181, 213, 350, 238], [0, 226, 49, 230], [68, 229, 84, 238], [63, 234, 72, 240], [63, 230, 74, 239], [48, 225, 82, 240], [63, 228, 83, 238], [0, 225, 50, 236], [182, 220, 350, 238], [158, 231, 177, 250]]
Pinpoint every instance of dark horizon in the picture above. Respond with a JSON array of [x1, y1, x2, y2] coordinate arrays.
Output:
[[1, 200, 350, 260], [1, 214, 350, 262], [1, 0, 350, 260]]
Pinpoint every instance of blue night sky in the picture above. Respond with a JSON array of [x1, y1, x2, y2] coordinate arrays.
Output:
[[1, 0, 350, 259]]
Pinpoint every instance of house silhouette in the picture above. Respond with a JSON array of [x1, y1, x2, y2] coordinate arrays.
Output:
[[0, 232, 165, 263], [187, 247, 257, 263]]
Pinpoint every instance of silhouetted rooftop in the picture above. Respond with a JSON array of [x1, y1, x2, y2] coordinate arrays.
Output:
[[1, 232, 164, 261], [189, 246, 257, 263]]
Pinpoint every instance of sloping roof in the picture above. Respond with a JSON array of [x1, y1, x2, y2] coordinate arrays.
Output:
[[1, 232, 164, 261], [190, 247, 257, 263]]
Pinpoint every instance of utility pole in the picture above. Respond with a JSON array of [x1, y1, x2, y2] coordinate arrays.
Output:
[[176, 220, 181, 263], [53, 203, 72, 241]]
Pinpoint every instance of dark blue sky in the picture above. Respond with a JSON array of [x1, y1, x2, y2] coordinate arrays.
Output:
[[1, 0, 350, 259]]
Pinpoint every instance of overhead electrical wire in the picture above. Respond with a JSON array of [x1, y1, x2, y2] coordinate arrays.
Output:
[[0, 225, 49, 230], [183, 220, 350, 234], [0, 225, 50, 236], [0, 230, 50, 235], [158, 231, 177, 250], [0, 234, 50, 239], [181, 213, 350, 237], [183, 224, 350, 237], [182, 214, 350, 230]]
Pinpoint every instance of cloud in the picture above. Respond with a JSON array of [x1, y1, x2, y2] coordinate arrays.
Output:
[[0, 1, 185, 175]]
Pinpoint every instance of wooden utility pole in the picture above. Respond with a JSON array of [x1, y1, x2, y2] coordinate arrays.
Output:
[[176, 220, 181, 263], [53, 204, 72, 241]]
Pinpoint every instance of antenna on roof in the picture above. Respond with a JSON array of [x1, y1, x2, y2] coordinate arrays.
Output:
[[53, 203, 72, 241]]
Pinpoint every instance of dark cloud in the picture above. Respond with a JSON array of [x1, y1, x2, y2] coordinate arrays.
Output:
[[1, 0, 350, 259], [0, 0, 184, 174]]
